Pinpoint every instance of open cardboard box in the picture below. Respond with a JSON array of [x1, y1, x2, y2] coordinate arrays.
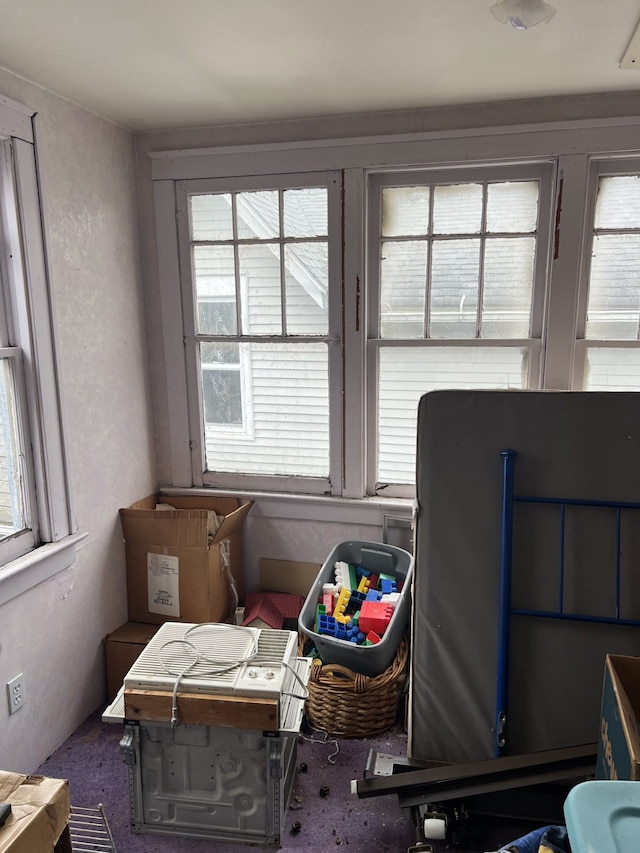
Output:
[[0, 772, 70, 853], [120, 494, 253, 625], [596, 654, 640, 780]]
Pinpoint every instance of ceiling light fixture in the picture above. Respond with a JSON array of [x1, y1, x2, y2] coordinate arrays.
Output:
[[490, 0, 556, 30]]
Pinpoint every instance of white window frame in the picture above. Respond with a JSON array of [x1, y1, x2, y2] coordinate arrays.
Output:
[[572, 157, 640, 390], [0, 347, 38, 561], [150, 117, 640, 504], [365, 163, 554, 497], [0, 95, 81, 606], [156, 170, 343, 495]]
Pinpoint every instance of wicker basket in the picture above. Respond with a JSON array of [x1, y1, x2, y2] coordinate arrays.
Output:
[[299, 635, 408, 738]]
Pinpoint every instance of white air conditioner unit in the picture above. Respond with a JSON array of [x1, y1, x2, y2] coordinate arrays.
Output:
[[124, 621, 300, 701]]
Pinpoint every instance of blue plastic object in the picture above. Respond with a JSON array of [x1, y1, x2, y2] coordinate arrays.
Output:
[[564, 780, 640, 853]]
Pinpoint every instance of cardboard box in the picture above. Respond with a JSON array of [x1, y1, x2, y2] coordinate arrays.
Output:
[[0, 772, 70, 853], [120, 494, 253, 626], [104, 621, 160, 700], [259, 558, 321, 597], [596, 654, 640, 780]]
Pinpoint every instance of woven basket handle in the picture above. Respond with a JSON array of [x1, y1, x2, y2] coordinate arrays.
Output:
[[310, 661, 370, 693]]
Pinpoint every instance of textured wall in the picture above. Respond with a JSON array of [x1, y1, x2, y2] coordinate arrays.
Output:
[[0, 70, 156, 773]]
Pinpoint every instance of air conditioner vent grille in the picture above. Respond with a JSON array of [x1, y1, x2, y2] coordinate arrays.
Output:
[[124, 622, 299, 700]]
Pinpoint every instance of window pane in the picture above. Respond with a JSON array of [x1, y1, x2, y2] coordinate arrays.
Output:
[[483, 237, 535, 338], [584, 347, 640, 390], [377, 346, 528, 484], [203, 342, 329, 477], [382, 186, 430, 237], [433, 184, 482, 234], [586, 234, 640, 340], [283, 188, 327, 237], [285, 243, 328, 334], [595, 175, 640, 229], [197, 301, 236, 336], [201, 369, 243, 425], [194, 246, 237, 334], [201, 342, 243, 426], [430, 239, 480, 339], [190, 193, 233, 241], [380, 241, 427, 339], [487, 181, 539, 233], [201, 341, 240, 366], [0, 360, 27, 539], [239, 244, 282, 335], [237, 191, 279, 240]]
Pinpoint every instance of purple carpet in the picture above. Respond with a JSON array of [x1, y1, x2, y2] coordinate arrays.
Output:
[[37, 708, 542, 852]]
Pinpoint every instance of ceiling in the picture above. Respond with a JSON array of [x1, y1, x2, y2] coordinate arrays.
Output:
[[0, 0, 639, 133]]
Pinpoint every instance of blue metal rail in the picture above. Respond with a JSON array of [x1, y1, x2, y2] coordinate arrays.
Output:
[[495, 448, 640, 756]]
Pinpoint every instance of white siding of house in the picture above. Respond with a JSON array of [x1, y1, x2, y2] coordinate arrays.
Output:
[[205, 341, 329, 476], [192, 189, 331, 477], [377, 347, 527, 482]]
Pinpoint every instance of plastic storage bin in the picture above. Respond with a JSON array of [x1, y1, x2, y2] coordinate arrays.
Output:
[[298, 540, 413, 676], [564, 780, 640, 853]]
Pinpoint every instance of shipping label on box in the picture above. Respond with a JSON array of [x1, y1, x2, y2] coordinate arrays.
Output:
[[596, 654, 640, 781], [147, 552, 180, 616]]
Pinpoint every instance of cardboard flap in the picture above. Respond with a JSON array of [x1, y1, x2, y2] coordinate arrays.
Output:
[[105, 622, 159, 645], [608, 655, 640, 759], [210, 501, 253, 543], [120, 508, 210, 547], [120, 495, 253, 547], [0, 771, 25, 800], [260, 558, 321, 597], [158, 494, 242, 515]]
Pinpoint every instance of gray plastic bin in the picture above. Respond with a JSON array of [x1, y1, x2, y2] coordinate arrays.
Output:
[[298, 540, 413, 676]]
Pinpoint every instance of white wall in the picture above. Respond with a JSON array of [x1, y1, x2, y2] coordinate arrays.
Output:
[[0, 69, 156, 773]]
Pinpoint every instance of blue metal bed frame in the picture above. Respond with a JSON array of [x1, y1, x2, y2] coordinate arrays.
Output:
[[496, 447, 640, 756]]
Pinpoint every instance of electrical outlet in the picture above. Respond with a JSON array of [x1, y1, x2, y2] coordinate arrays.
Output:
[[7, 673, 25, 714]]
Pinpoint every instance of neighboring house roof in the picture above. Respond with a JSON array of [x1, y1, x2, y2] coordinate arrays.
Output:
[[235, 193, 328, 309]]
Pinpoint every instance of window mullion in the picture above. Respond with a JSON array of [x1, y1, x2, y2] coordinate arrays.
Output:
[[543, 154, 590, 390], [231, 194, 243, 336], [425, 188, 434, 338], [343, 168, 366, 499], [278, 189, 287, 336], [477, 181, 488, 339]]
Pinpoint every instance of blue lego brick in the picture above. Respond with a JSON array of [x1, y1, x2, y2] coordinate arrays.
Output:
[[380, 578, 397, 595], [317, 614, 338, 635]]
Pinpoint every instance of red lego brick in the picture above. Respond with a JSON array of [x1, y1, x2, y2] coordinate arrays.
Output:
[[358, 600, 393, 636]]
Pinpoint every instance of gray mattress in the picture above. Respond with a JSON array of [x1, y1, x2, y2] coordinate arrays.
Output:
[[409, 390, 640, 764]]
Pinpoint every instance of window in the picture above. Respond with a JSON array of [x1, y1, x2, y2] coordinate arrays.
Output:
[[0, 349, 37, 561], [152, 121, 640, 501], [576, 163, 640, 391], [0, 95, 75, 595], [367, 165, 552, 490], [173, 173, 342, 493]]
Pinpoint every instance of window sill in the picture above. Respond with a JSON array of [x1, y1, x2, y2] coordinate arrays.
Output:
[[160, 486, 416, 526], [0, 532, 88, 607]]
